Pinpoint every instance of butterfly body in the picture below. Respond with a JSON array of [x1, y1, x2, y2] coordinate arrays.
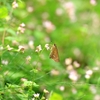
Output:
[[50, 44, 59, 62]]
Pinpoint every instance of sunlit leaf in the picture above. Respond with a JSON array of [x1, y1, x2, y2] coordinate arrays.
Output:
[[49, 92, 63, 100], [0, 6, 8, 18]]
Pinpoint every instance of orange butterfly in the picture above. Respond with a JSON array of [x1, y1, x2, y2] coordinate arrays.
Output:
[[50, 44, 60, 62]]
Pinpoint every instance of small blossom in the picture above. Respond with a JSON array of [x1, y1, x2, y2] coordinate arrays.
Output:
[[32, 98, 35, 100], [12, 40, 19, 46], [7, 45, 13, 51], [28, 40, 34, 49], [0, 46, 3, 50], [18, 45, 25, 53], [85, 74, 91, 79], [51, 69, 60, 76], [63, 2, 76, 22], [20, 23, 25, 27], [65, 58, 72, 65], [86, 70, 93, 76], [90, 85, 96, 94], [68, 70, 79, 82], [93, 67, 99, 71], [94, 94, 100, 100], [43, 89, 49, 93], [45, 44, 50, 50], [73, 61, 80, 68], [12, 1, 18, 9], [17, 23, 25, 34], [56, 8, 63, 16], [90, 0, 96, 6], [59, 86, 65, 91], [43, 20, 55, 33], [66, 65, 73, 71], [21, 78, 27, 82], [26, 56, 31, 63], [35, 45, 42, 52], [85, 69, 93, 79], [33, 93, 40, 98], [27, 6, 34, 13], [2, 60, 8, 65]]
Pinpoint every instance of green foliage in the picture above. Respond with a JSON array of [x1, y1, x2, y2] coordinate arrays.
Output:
[[49, 92, 63, 100], [1, 0, 100, 100], [0, 6, 8, 18]]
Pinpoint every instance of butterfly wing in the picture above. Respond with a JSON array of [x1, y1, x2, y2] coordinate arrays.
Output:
[[50, 44, 59, 62]]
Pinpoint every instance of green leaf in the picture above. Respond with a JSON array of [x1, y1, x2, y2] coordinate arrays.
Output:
[[0, 6, 8, 18], [49, 92, 63, 100], [7, 29, 16, 36], [0, 28, 4, 31], [5, 36, 16, 41]]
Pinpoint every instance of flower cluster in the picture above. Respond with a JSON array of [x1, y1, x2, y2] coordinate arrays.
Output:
[[32, 89, 49, 100], [12, 1, 18, 9], [35, 44, 50, 53], [35, 45, 42, 52], [65, 58, 80, 82], [85, 69, 93, 79], [43, 20, 55, 33], [17, 23, 26, 34], [90, 0, 97, 5], [62, 1, 76, 22]]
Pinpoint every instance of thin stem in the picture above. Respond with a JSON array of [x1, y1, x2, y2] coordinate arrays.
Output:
[[2, 28, 6, 45]]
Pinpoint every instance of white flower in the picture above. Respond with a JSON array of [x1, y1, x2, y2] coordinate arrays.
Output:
[[27, 6, 34, 12], [65, 58, 72, 65], [28, 40, 34, 49], [20, 23, 25, 27], [33, 93, 40, 98], [69, 70, 79, 81], [66, 65, 73, 71], [90, 85, 96, 94], [56, 8, 63, 16], [85, 69, 93, 79], [59, 86, 65, 91], [0, 46, 3, 50], [32, 98, 35, 100], [12, 1, 18, 9], [85, 74, 91, 79], [86, 70, 93, 76], [94, 95, 100, 100], [7, 45, 13, 51], [18, 45, 25, 53], [45, 44, 50, 50], [63, 2, 76, 22], [73, 61, 80, 68], [26, 56, 31, 61], [43, 20, 55, 33], [21, 78, 27, 82], [17, 23, 25, 34], [35, 45, 42, 52], [90, 0, 96, 6], [2, 60, 8, 65], [43, 89, 49, 93], [51, 69, 60, 76]]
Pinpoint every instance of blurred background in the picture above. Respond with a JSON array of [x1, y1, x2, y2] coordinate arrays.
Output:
[[1, 0, 100, 100]]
